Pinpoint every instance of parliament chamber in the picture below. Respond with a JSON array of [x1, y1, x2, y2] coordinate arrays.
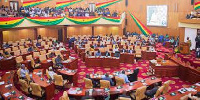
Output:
[[0, 0, 200, 100]]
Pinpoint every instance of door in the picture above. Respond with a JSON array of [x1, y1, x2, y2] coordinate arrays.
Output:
[[58, 29, 63, 42]]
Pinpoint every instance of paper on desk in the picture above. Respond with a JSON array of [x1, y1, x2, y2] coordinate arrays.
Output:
[[185, 88, 197, 92], [3, 92, 11, 97], [195, 83, 200, 86], [0, 81, 5, 85], [47, 60, 52, 62], [6, 71, 10, 74], [5, 84, 12, 88]]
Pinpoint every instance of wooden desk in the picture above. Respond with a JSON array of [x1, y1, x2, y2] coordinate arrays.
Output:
[[68, 77, 161, 99], [85, 57, 120, 68], [155, 83, 200, 100], [0, 71, 34, 100], [0, 57, 16, 70], [62, 58, 78, 70], [142, 51, 157, 60], [57, 68, 78, 86], [149, 60, 179, 77], [120, 53, 135, 64], [32, 69, 55, 100], [40, 59, 53, 70]]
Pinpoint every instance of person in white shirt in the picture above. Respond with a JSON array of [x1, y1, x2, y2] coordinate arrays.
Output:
[[48, 67, 56, 80], [20, 64, 29, 79], [113, 45, 119, 53]]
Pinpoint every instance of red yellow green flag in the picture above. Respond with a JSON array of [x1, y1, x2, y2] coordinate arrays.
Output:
[[129, 12, 152, 36], [26, 17, 64, 25], [96, 0, 122, 8], [194, 1, 200, 10], [0, 17, 24, 29], [23, 0, 51, 7], [56, 0, 83, 9], [66, 16, 101, 24]]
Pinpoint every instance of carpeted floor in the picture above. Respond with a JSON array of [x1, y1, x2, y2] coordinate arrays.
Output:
[[53, 44, 192, 100]]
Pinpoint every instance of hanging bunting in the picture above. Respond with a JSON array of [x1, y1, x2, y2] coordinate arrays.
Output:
[[66, 16, 101, 24], [23, 0, 51, 7], [129, 12, 152, 36], [103, 16, 121, 22], [96, 0, 122, 8], [194, 1, 200, 10], [0, 17, 24, 29], [56, 0, 83, 9], [26, 17, 64, 25]]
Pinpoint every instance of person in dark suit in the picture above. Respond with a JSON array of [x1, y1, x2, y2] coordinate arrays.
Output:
[[128, 68, 139, 82], [145, 83, 159, 98], [195, 33, 200, 49], [81, 91, 94, 100], [196, 48, 200, 58], [86, 74, 98, 88], [105, 51, 110, 57], [102, 73, 114, 86], [55, 55, 63, 68], [95, 50, 101, 57], [127, 48, 135, 54], [28, 46, 33, 52], [121, 48, 127, 53], [36, 42, 41, 47]]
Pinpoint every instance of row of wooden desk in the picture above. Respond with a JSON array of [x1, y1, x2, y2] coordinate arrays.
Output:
[[151, 55, 200, 84], [0, 71, 34, 100], [85, 57, 120, 68], [68, 77, 162, 100], [155, 82, 200, 100]]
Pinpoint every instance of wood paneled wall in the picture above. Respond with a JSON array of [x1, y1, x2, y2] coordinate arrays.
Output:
[[3, 29, 35, 42], [67, 26, 92, 36], [37, 28, 58, 39], [94, 26, 120, 36]]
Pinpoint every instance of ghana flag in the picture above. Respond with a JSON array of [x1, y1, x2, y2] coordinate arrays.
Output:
[[66, 16, 101, 24], [129, 12, 152, 36], [26, 17, 64, 25], [103, 16, 121, 23], [194, 1, 200, 10], [23, 0, 51, 7], [0, 17, 24, 29], [56, 0, 83, 9], [96, 0, 122, 8]]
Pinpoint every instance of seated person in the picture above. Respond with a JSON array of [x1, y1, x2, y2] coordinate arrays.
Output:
[[196, 48, 200, 58], [59, 46, 66, 51], [102, 73, 114, 86], [113, 45, 119, 53], [127, 48, 135, 54], [36, 42, 41, 47], [186, 92, 200, 100], [55, 55, 63, 68], [81, 91, 94, 100], [85, 51, 91, 57], [145, 83, 160, 98], [2, 43, 9, 48], [0, 53, 4, 60], [105, 51, 110, 57], [20, 64, 30, 79], [95, 50, 101, 57], [128, 68, 139, 82], [114, 51, 120, 57], [118, 70, 130, 83], [90, 46, 95, 51], [100, 43, 105, 47], [28, 46, 34, 52], [86, 74, 98, 87], [121, 48, 127, 53], [93, 43, 97, 48], [4, 51, 11, 58], [48, 67, 56, 80], [48, 52, 54, 58]]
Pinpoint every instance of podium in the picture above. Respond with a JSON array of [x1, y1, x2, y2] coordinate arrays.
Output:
[[179, 42, 190, 54]]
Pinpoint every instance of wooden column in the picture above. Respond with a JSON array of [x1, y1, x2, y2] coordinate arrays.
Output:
[[63, 26, 68, 43], [92, 26, 94, 36], [0, 30, 3, 47], [33, 28, 38, 40]]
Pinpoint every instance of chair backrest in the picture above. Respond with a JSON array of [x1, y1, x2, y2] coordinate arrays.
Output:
[[115, 76, 125, 86], [12, 42, 18, 46], [17, 68, 21, 78], [54, 74, 64, 86], [135, 46, 141, 50], [55, 50, 62, 56], [59, 91, 70, 100], [5, 48, 11, 53], [141, 47, 147, 51], [14, 50, 21, 56], [18, 79, 29, 93], [19, 46, 25, 50], [41, 41, 46, 46], [19, 42, 24, 46], [135, 86, 147, 100], [163, 80, 172, 94], [100, 80, 110, 88], [12, 46, 18, 51], [154, 86, 165, 97], [84, 78, 93, 88], [39, 54, 47, 62], [30, 83, 42, 97], [44, 45, 49, 49], [40, 50, 46, 55], [25, 72, 31, 82], [46, 69, 51, 80], [21, 48, 27, 54], [26, 55, 33, 60], [16, 56, 23, 63], [33, 52, 40, 58]]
